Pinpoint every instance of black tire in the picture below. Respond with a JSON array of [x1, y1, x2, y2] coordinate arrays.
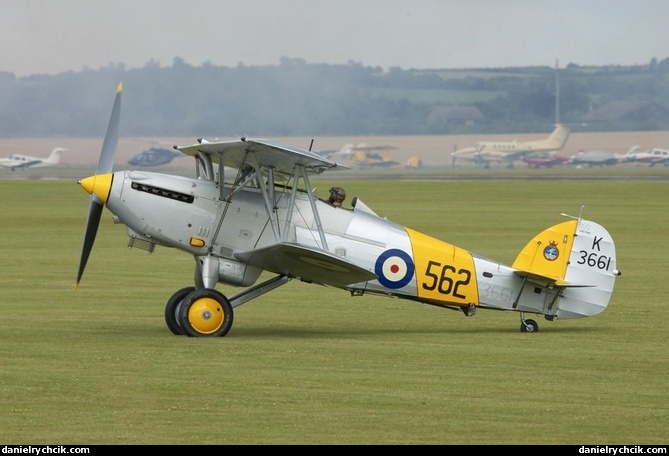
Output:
[[164, 287, 195, 335], [178, 289, 234, 338], [520, 319, 539, 333]]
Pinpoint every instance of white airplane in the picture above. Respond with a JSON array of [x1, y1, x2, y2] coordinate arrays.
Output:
[[0, 147, 67, 171], [451, 124, 571, 169], [622, 146, 669, 167], [568, 149, 630, 167], [75, 83, 621, 337]]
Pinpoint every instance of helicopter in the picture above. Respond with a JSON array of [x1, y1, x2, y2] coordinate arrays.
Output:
[[128, 147, 182, 167]]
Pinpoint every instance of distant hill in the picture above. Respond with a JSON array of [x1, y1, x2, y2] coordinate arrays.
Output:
[[1, 57, 668, 137]]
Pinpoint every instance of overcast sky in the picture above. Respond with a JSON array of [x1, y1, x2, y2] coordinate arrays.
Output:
[[2, 0, 668, 77]]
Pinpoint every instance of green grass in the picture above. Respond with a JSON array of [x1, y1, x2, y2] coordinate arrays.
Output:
[[0, 178, 667, 444]]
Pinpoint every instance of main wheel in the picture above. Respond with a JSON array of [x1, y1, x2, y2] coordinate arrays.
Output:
[[164, 287, 195, 335], [520, 319, 539, 333], [178, 289, 234, 338]]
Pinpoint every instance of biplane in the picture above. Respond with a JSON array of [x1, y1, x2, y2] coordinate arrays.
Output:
[[75, 84, 621, 337]]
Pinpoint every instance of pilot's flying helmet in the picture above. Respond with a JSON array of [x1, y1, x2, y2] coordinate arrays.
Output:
[[329, 186, 346, 203]]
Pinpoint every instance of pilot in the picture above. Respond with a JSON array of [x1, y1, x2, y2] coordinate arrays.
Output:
[[327, 186, 346, 207]]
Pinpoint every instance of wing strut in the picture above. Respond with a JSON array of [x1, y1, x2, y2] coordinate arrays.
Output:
[[250, 152, 281, 242], [217, 150, 225, 200], [281, 166, 301, 242], [297, 164, 328, 250], [195, 151, 215, 180]]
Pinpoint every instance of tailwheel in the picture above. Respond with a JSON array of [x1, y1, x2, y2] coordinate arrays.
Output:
[[178, 289, 234, 337], [164, 287, 195, 335], [520, 313, 539, 333]]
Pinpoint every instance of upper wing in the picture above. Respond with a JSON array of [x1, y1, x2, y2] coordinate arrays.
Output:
[[175, 137, 349, 175], [235, 242, 377, 288]]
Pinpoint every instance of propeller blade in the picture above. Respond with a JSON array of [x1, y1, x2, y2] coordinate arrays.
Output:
[[96, 82, 123, 174], [74, 82, 123, 289], [75, 199, 104, 288]]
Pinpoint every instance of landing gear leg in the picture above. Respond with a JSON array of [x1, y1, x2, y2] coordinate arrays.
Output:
[[520, 312, 539, 333]]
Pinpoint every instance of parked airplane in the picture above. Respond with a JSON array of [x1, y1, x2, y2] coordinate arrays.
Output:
[[0, 147, 66, 171], [622, 147, 669, 167], [568, 149, 628, 167], [75, 83, 621, 337], [451, 124, 571, 169], [521, 153, 569, 168], [319, 143, 401, 168], [404, 156, 423, 169], [128, 147, 182, 167]]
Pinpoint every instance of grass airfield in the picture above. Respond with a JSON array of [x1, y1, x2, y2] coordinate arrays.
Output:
[[0, 172, 667, 444]]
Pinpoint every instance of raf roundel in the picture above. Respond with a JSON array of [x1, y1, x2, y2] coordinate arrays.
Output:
[[375, 249, 415, 289]]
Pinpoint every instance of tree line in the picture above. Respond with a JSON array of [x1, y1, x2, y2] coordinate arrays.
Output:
[[1, 56, 668, 138]]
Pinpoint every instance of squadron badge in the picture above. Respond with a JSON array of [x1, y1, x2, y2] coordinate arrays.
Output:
[[543, 240, 559, 261]]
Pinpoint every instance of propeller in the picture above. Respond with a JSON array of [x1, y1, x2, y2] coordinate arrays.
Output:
[[74, 82, 123, 289]]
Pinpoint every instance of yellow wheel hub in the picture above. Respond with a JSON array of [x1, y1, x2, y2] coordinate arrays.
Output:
[[187, 297, 225, 335]]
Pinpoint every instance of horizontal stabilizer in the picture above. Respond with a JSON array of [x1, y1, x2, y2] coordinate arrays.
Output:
[[513, 269, 597, 288], [235, 242, 377, 287]]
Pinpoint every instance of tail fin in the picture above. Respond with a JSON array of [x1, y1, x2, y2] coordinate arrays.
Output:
[[512, 214, 620, 319], [622, 145, 641, 162], [547, 124, 570, 149], [46, 147, 66, 165], [512, 219, 576, 285]]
